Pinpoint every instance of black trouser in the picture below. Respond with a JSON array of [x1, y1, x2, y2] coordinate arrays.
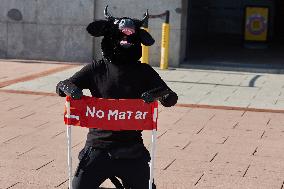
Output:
[[72, 146, 152, 189]]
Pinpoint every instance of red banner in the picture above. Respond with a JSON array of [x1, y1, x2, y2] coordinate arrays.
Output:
[[64, 96, 158, 130]]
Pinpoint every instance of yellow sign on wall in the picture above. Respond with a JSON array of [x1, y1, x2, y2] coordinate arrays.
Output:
[[245, 7, 269, 41]]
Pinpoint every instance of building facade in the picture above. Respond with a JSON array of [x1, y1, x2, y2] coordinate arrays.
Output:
[[0, 0, 94, 63], [0, 0, 283, 67]]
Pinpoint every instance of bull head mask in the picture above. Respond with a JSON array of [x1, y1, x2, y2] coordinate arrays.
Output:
[[86, 5, 155, 63]]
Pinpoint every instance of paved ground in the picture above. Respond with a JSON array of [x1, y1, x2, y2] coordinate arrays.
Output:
[[3, 63, 284, 110], [0, 60, 284, 189]]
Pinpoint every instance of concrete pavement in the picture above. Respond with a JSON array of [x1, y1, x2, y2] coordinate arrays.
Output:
[[2, 61, 284, 110], [0, 60, 284, 189]]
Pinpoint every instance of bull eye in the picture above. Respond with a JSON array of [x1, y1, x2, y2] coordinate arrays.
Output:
[[120, 20, 125, 25], [119, 19, 126, 28]]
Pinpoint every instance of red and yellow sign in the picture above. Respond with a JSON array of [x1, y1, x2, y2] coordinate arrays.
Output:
[[245, 7, 269, 41], [64, 96, 158, 130]]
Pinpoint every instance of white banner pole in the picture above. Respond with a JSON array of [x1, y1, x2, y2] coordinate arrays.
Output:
[[66, 100, 73, 189], [149, 129, 157, 189]]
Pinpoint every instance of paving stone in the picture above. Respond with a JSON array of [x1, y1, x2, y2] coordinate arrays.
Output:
[[0, 60, 67, 84], [1, 92, 283, 188], [195, 173, 241, 189], [235, 176, 282, 189], [1, 60, 284, 188]]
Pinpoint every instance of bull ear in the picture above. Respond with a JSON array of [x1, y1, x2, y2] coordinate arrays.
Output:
[[86, 20, 110, 37], [139, 29, 155, 46]]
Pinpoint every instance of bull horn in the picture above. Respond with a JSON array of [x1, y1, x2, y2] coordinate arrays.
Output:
[[141, 9, 149, 23], [104, 5, 113, 20]]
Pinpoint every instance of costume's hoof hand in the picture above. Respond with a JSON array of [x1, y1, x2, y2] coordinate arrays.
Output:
[[141, 92, 154, 104], [56, 89, 66, 97], [56, 80, 83, 99]]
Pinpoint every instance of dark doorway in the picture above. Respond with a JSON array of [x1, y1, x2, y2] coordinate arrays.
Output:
[[274, 0, 284, 40], [184, 0, 284, 67]]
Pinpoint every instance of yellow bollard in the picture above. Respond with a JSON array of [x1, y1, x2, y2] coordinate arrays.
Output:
[[160, 23, 170, 70], [141, 27, 149, 64]]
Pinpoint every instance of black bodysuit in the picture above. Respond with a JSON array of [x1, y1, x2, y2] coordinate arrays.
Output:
[[66, 59, 177, 150]]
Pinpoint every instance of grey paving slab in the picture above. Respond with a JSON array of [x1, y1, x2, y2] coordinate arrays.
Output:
[[2, 61, 284, 111], [220, 74, 247, 86], [3, 66, 81, 91]]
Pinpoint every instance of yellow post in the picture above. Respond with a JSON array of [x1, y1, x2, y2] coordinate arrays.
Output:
[[160, 23, 170, 69], [141, 27, 149, 64], [160, 11, 170, 70]]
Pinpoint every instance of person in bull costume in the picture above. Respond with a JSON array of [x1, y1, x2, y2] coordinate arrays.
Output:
[[56, 6, 178, 189]]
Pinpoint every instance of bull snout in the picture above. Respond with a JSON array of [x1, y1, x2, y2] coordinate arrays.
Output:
[[119, 19, 136, 35]]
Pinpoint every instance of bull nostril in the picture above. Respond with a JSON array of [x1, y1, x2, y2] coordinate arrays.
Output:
[[121, 28, 135, 36]]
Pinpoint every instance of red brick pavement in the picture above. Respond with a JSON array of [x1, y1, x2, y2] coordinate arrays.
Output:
[[1, 92, 284, 189], [0, 60, 77, 88]]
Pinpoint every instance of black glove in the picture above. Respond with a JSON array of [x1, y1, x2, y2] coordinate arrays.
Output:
[[56, 84, 66, 97], [141, 87, 170, 104], [141, 87, 178, 106], [56, 80, 83, 100]]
